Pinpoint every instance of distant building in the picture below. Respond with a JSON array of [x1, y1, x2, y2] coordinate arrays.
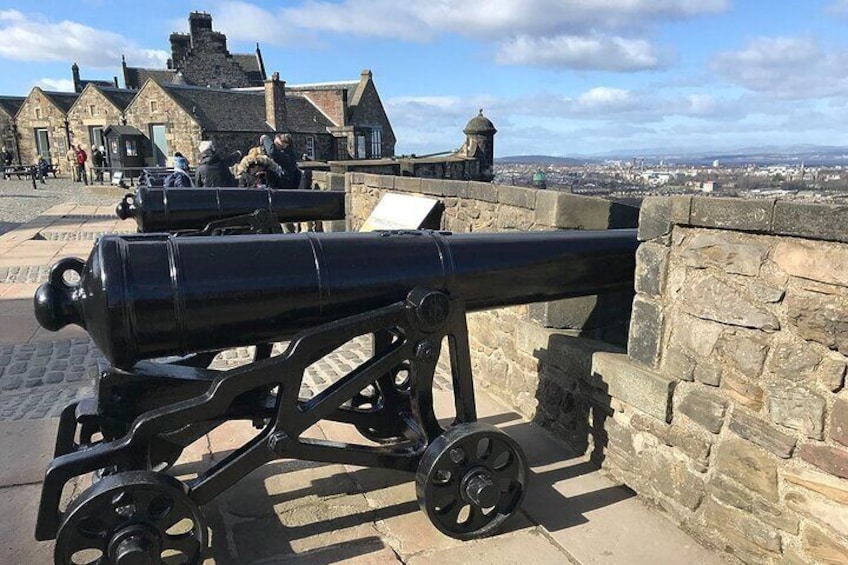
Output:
[[0, 96, 25, 163], [15, 88, 79, 166], [67, 84, 135, 152]]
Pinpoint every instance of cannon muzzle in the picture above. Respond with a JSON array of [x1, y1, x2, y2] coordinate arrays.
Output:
[[117, 187, 345, 232], [34, 230, 638, 368]]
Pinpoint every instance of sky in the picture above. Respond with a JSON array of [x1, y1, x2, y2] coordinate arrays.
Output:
[[2, 0, 848, 157]]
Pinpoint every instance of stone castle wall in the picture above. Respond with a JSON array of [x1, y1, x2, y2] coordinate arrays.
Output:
[[596, 196, 848, 564], [15, 90, 70, 167]]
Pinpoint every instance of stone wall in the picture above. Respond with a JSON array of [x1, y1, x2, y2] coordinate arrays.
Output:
[[124, 81, 202, 165], [67, 88, 123, 153], [345, 173, 639, 452], [15, 89, 70, 166], [595, 196, 848, 564]]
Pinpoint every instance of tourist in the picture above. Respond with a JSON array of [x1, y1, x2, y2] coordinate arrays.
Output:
[[236, 146, 283, 188], [272, 133, 302, 189], [91, 146, 105, 182], [163, 158, 192, 187], [66, 146, 79, 182], [75, 145, 88, 186], [194, 140, 240, 187], [2, 147, 12, 180]]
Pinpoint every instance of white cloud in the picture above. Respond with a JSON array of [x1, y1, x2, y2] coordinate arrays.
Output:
[[496, 34, 662, 71], [216, 0, 727, 71], [711, 36, 848, 98], [35, 78, 75, 92], [0, 10, 168, 68]]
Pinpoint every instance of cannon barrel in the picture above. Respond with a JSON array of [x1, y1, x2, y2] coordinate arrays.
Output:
[[34, 229, 638, 368], [116, 187, 345, 232]]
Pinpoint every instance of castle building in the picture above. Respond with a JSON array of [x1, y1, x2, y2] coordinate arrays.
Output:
[[122, 12, 266, 90], [67, 85, 135, 152], [14, 88, 79, 167], [0, 96, 25, 163]]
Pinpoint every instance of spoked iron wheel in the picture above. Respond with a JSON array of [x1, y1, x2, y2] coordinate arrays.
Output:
[[415, 422, 529, 540], [55, 471, 207, 565]]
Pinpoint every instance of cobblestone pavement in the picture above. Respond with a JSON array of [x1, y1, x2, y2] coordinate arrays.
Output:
[[0, 176, 120, 236], [0, 335, 453, 421]]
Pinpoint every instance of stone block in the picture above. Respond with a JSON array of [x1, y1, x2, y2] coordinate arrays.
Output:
[[393, 176, 422, 192], [766, 340, 821, 383], [644, 448, 705, 510], [709, 475, 799, 534], [497, 185, 537, 209], [689, 197, 775, 232], [662, 347, 695, 382], [678, 388, 727, 434], [833, 397, 848, 446], [784, 466, 848, 505], [774, 240, 848, 287], [786, 490, 848, 538], [681, 274, 779, 331], [729, 409, 796, 458], [680, 232, 768, 276], [720, 332, 769, 378], [785, 290, 848, 355], [798, 444, 848, 479], [694, 362, 722, 387], [748, 281, 785, 304], [818, 356, 846, 392], [637, 197, 671, 241], [630, 413, 711, 469], [802, 524, 848, 565], [592, 352, 676, 422], [419, 179, 462, 197], [768, 386, 826, 440], [773, 201, 848, 243], [627, 296, 663, 368], [702, 499, 781, 557], [465, 181, 498, 203], [533, 190, 613, 229], [722, 372, 764, 411], [715, 438, 779, 502], [669, 196, 692, 224], [670, 315, 723, 358], [634, 242, 669, 298]]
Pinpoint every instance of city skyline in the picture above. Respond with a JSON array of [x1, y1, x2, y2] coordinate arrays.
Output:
[[1, 0, 847, 156]]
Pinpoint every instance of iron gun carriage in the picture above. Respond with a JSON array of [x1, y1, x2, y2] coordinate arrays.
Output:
[[116, 186, 346, 235], [33, 228, 637, 564]]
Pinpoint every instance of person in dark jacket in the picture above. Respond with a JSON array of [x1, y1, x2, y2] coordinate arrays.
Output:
[[91, 146, 105, 182], [194, 140, 240, 187], [163, 159, 192, 187], [271, 134, 303, 189]]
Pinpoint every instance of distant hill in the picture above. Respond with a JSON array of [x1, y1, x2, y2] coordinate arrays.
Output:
[[497, 145, 848, 167], [496, 155, 594, 166]]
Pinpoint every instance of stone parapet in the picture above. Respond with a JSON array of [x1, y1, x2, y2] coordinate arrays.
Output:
[[601, 195, 848, 564]]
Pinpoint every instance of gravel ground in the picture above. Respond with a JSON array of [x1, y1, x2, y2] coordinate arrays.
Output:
[[0, 176, 121, 235]]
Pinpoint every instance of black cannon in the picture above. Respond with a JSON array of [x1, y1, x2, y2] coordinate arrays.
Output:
[[33, 229, 637, 563], [116, 186, 346, 235]]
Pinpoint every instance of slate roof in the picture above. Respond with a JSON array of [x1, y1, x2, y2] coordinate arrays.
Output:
[[41, 91, 80, 113], [96, 87, 136, 111], [286, 95, 336, 133], [161, 84, 270, 132], [0, 96, 25, 117], [104, 125, 144, 136], [124, 67, 177, 90]]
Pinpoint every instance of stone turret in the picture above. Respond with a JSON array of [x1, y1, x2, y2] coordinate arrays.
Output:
[[463, 109, 497, 182]]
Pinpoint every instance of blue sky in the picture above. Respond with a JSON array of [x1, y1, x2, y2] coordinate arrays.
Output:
[[2, 0, 848, 156]]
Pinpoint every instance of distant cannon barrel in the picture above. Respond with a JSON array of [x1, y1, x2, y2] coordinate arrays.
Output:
[[34, 229, 638, 368], [116, 187, 345, 232]]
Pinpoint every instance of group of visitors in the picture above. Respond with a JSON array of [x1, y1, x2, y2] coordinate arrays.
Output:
[[65, 145, 105, 185], [163, 134, 303, 189]]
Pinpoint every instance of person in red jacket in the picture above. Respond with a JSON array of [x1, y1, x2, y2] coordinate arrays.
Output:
[[75, 145, 88, 186]]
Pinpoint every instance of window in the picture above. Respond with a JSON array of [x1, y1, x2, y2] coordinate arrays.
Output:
[[125, 139, 138, 157], [35, 128, 50, 159], [337, 138, 349, 160], [371, 128, 382, 158], [150, 100, 158, 113], [34, 107, 42, 119], [305, 136, 315, 160], [89, 104, 96, 117], [89, 126, 104, 150]]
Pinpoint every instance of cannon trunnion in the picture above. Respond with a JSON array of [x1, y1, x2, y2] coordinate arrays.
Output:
[[34, 229, 638, 563], [116, 186, 346, 234]]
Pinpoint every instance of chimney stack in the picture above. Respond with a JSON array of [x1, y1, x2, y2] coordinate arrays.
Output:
[[264, 71, 287, 131]]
